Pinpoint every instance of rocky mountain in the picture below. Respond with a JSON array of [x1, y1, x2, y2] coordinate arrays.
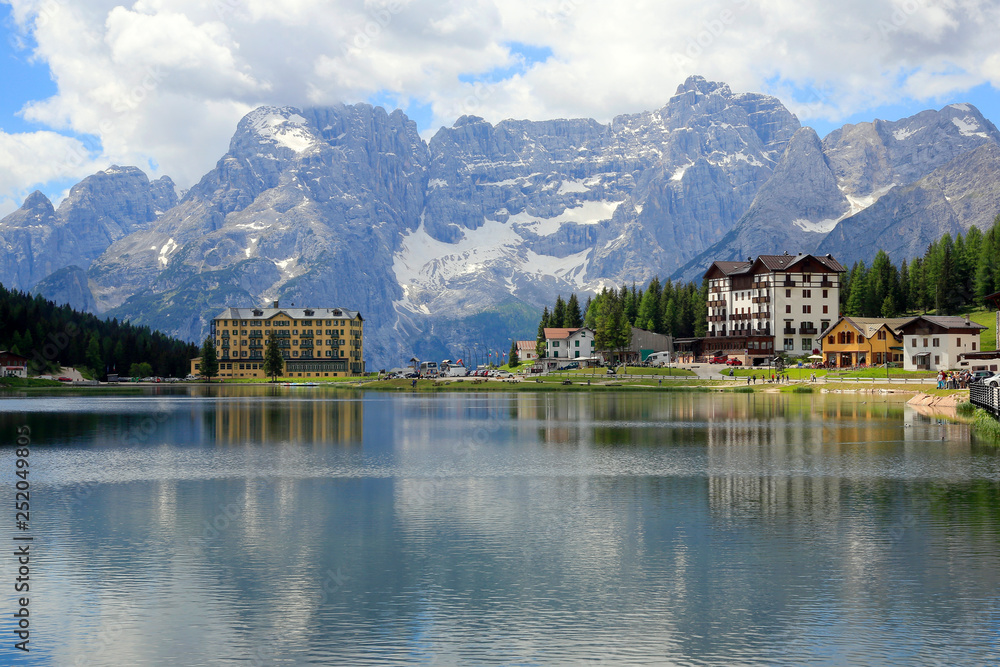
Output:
[[674, 103, 1000, 279], [0, 166, 176, 299], [5, 76, 1000, 367]]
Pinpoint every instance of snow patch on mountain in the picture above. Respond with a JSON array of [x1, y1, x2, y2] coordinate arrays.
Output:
[[158, 238, 177, 267], [952, 116, 990, 138], [248, 110, 315, 153], [507, 199, 622, 235]]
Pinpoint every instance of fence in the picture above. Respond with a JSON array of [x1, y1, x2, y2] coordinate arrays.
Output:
[[970, 383, 1000, 419]]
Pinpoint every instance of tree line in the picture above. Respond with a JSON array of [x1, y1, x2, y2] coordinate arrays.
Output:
[[842, 214, 1000, 317], [0, 284, 198, 378], [532, 279, 708, 359]]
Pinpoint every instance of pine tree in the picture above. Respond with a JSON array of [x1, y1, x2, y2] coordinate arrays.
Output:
[[535, 316, 548, 359], [264, 332, 283, 381], [86, 334, 103, 375], [509, 339, 519, 367], [200, 336, 219, 381], [552, 296, 566, 330], [565, 293, 583, 328], [635, 278, 661, 331]]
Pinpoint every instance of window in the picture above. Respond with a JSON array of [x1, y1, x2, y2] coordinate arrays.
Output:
[[956, 338, 961, 347], [784, 338, 794, 351], [575, 351, 580, 358], [932, 338, 939, 347], [822, 289, 828, 298], [802, 338, 812, 350], [786, 305, 792, 314], [912, 338, 917, 347], [912, 356, 917, 365], [822, 305, 828, 314], [803, 274, 811, 283], [934, 355, 940, 365], [802, 305, 811, 314], [973, 342, 978, 351], [803, 289, 811, 298], [828, 335, 835, 345], [552, 341, 559, 347], [575, 340, 580, 347], [923, 338, 928, 347], [785, 289, 791, 298], [877, 330, 886, 340]]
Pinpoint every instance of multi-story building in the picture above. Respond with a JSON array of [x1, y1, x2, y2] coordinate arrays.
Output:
[[704, 253, 846, 364], [192, 303, 365, 379]]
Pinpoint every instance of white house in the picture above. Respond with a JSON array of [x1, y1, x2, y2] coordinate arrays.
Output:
[[544, 327, 596, 360], [899, 315, 986, 371]]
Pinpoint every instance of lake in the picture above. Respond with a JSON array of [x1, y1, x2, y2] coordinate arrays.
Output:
[[1, 386, 999, 666]]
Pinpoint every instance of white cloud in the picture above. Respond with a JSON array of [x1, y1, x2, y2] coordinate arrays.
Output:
[[2, 0, 1000, 209]]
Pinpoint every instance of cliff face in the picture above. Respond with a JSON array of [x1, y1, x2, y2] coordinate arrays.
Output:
[[0, 166, 175, 302], [674, 103, 1000, 280], [6, 78, 999, 366]]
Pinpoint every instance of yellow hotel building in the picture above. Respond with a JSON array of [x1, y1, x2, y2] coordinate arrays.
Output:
[[191, 303, 365, 379]]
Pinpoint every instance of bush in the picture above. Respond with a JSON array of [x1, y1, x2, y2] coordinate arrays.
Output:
[[957, 401, 977, 416]]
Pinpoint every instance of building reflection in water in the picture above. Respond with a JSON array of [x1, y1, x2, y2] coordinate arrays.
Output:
[[211, 395, 364, 446]]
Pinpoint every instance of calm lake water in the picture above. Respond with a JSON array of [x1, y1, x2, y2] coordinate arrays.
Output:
[[2, 386, 1000, 666]]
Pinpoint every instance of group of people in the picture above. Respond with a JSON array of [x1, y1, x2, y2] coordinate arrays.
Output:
[[743, 372, 790, 385], [937, 370, 973, 389]]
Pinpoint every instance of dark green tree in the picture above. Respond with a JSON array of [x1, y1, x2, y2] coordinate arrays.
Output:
[[200, 336, 219, 382], [264, 332, 283, 381], [509, 339, 520, 367], [565, 293, 583, 328]]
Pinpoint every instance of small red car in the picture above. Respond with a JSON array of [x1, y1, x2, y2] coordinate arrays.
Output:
[[709, 356, 727, 364], [726, 358, 743, 366]]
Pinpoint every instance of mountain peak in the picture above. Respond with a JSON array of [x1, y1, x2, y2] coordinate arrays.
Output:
[[675, 75, 732, 97], [21, 190, 54, 214]]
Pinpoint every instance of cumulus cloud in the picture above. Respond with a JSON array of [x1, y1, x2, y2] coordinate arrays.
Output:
[[2, 0, 1000, 208]]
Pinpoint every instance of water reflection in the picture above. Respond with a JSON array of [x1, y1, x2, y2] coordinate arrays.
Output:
[[1, 389, 999, 665]]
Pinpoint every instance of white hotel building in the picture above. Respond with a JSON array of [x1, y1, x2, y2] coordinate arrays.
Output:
[[704, 253, 846, 364]]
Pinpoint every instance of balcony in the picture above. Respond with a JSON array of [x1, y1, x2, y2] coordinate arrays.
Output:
[[752, 296, 770, 304], [820, 279, 832, 288], [783, 327, 796, 335], [799, 326, 817, 335], [783, 279, 795, 286]]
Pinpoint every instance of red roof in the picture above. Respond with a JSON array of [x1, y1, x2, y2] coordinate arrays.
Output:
[[543, 328, 580, 340]]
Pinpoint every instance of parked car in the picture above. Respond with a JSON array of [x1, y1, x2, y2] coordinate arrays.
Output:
[[57, 376, 73, 382], [495, 370, 513, 378], [971, 370, 995, 383], [726, 358, 743, 366], [984, 373, 1000, 388], [709, 356, 727, 364], [563, 362, 579, 370]]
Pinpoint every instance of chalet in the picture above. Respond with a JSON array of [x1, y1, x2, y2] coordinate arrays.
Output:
[[0, 350, 28, 378], [819, 317, 909, 368]]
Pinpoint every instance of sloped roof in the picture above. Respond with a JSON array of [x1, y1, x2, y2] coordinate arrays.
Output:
[[543, 327, 593, 340], [756, 253, 846, 273], [903, 315, 988, 331], [0, 350, 29, 362], [704, 254, 846, 279], [515, 340, 537, 351], [213, 307, 362, 321]]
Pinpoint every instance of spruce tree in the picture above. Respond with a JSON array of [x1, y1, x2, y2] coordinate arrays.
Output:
[[264, 332, 283, 381], [509, 339, 519, 367], [565, 293, 583, 328], [200, 336, 219, 382]]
